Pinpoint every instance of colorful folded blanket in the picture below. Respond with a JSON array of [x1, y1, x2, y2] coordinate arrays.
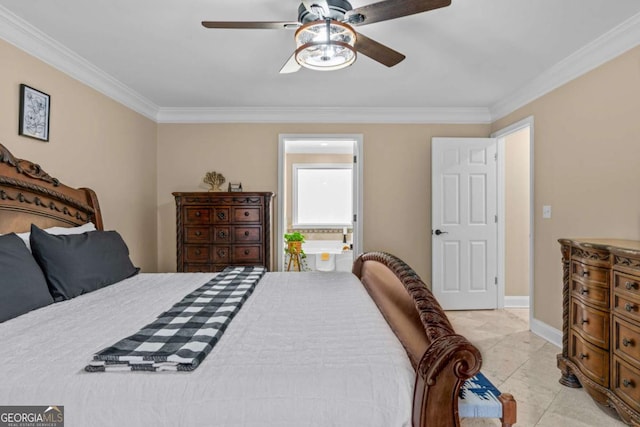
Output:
[[459, 371, 503, 418]]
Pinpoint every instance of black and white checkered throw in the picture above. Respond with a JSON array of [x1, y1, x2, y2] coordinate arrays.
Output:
[[85, 266, 266, 372]]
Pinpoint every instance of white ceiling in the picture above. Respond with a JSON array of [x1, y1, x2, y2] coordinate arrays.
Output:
[[1, 0, 640, 122]]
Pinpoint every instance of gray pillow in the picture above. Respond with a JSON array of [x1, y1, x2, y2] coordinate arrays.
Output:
[[30, 224, 139, 301], [0, 233, 53, 323]]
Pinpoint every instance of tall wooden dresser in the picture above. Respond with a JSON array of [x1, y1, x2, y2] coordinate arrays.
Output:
[[173, 192, 274, 272], [558, 239, 640, 425]]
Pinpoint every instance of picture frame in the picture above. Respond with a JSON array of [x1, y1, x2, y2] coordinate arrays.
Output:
[[228, 182, 243, 192], [19, 84, 50, 142]]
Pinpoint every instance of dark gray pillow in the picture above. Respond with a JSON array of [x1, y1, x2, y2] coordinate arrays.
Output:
[[30, 224, 139, 301], [0, 233, 53, 322]]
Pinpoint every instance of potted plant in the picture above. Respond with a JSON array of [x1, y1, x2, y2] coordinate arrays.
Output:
[[284, 231, 305, 255]]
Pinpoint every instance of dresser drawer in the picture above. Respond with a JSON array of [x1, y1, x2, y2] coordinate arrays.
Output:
[[184, 207, 210, 224], [613, 293, 640, 323], [614, 316, 640, 364], [571, 246, 610, 268], [184, 245, 209, 263], [613, 355, 640, 412], [212, 246, 230, 263], [213, 227, 231, 242], [185, 227, 211, 243], [614, 272, 640, 299], [571, 261, 609, 286], [234, 226, 261, 242], [571, 279, 609, 309], [570, 299, 609, 348], [213, 208, 230, 223], [233, 207, 261, 223], [570, 331, 609, 386], [232, 245, 262, 262]]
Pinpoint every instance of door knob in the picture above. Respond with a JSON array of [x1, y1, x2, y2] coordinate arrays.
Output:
[[434, 229, 448, 236]]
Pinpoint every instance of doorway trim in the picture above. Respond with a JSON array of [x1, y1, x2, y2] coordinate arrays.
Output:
[[277, 134, 364, 271], [490, 116, 534, 320]]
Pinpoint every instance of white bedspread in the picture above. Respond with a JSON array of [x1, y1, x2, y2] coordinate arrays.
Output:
[[0, 272, 414, 427]]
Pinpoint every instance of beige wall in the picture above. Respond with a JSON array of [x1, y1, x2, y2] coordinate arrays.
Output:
[[492, 45, 640, 329], [504, 128, 530, 297], [157, 123, 491, 277], [6, 31, 638, 333], [0, 39, 158, 271]]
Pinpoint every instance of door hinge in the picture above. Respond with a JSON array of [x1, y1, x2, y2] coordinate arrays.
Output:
[[353, 155, 357, 164], [353, 214, 357, 222], [495, 277, 498, 285], [494, 215, 498, 223], [494, 152, 498, 161]]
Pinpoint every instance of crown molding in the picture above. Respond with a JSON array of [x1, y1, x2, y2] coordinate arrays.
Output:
[[2, 4, 639, 125], [156, 106, 492, 124], [0, 5, 158, 121], [490, 12, 640, 121]]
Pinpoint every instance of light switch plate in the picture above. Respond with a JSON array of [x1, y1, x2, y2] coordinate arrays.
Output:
[[543, 205, 552, 219]]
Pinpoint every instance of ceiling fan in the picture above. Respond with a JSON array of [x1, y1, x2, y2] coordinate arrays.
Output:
[[202, 0, 452, 73]]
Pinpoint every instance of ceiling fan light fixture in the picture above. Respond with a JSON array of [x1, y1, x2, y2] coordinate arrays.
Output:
[[294, 19, 356, 71]]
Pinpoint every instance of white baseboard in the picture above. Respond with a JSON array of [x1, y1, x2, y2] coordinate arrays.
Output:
[[531, 318, 562, 348], [504, 296, 530, 308]]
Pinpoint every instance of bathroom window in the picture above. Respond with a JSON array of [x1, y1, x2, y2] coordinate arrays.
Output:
[[292, 163, 352, 228]]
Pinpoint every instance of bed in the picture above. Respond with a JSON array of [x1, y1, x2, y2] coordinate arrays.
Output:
[[0, 142, 499, 426]]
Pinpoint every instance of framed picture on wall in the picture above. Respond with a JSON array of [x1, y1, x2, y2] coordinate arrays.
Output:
[[19, 84, 50, 142]]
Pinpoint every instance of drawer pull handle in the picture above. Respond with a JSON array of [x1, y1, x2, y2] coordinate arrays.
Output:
[[218, 231, 227, 238], [195, 249, 201, 255], [580, 288, 589, 295], [582, 270, 589, 277], [579, 353, 588, 360], [625, 303, 636, 312], [244, 231, 250, 236], [244, 211, 250, 217], [195, 231, 202, 236], [244, 249, 250, 255], [581, 318, 589, 325], [195, 211, 201, 217], [217, 212, 226, 220], [217, 250, 226, 257], [623, 379, 634, 388], [623, 337, 633, 347], [626, 281, 638, 291]]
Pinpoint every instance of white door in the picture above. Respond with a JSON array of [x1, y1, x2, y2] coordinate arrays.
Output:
[[431, 138, 498, 310], [351, 141, 361, 256]]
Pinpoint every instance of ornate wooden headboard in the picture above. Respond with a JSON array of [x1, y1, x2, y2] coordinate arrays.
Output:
[[0, 143, 103, 234]]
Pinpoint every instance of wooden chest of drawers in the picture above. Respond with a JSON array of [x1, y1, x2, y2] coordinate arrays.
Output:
[[173, 192, 274, 272], [558, 239, 640, 425]]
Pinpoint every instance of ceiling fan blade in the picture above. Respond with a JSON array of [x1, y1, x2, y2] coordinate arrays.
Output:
[[279, 53, 302, 74], [202, 21, 300, 30], [354, 33, 405, 67], [346, 0, 451, 26]]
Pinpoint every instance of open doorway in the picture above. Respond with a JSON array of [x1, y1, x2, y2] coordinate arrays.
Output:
[[277, 134, 363, 272], [492, 116, 533, 323]]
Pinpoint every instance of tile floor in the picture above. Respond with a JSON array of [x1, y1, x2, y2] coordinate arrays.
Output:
[[447, 309, 626, 427]]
